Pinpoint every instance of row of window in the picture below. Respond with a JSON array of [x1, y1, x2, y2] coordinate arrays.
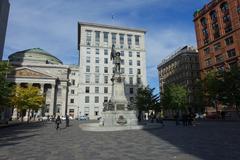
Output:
[[86, 48, 141, 57], [84, 74, 142, 84], [86, 30, 140, 47], [205, 48, 237, 67], [85, 56, 141, 66], [85, 86, 134, 94], [86, 66, 141, 74], [204, 36, 234, 55]]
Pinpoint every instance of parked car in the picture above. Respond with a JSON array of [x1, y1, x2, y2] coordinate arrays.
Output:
[[79, 115, 89, 120]]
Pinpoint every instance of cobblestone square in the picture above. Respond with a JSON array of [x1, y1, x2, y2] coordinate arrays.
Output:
[[0, 120, 239, 160]]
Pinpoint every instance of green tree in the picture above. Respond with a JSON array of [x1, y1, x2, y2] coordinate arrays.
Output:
[[11, 86, 44, 122], [161, 84, 188, 112], [135, 86, 160, 114], [0, 61, 13, 120]]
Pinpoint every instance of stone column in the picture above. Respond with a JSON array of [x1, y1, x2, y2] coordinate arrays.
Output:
[[61, 82, 68, 116], [49, 84, 56, 116], [12, 108, 18, 120]]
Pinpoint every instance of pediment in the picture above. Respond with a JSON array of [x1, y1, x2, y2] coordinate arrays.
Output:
[[8, 67, 55, 79]]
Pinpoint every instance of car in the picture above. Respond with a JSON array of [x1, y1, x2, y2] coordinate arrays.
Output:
[[60, 116, 66, 121], [79, 115, 89, 120]]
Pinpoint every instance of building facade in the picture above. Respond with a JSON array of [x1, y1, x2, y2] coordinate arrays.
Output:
[[0, 0, 10, 60], [7, 48, 77, 118], [194, 0, 240, 78], [78, 22, 147, 119], [157, 46, 200, 109]]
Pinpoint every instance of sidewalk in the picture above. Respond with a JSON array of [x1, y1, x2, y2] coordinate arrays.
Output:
[[0, 120, 42, 128]]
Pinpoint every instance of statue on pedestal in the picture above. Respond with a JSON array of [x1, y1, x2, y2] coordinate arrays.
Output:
[[111, 44, 121, 75]]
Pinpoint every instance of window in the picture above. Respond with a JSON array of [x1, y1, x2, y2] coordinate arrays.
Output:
[[130, 97, 134, 102], [137, 52, 140, 57], [104, 76, 108, 84], [220, 2, 229, 13], [127, 35, 132, 44], [95, 75, 99, 83], [129, 51, 132, 57], [129, 68, 133, 74], [71, 79, 75, 85], [216, 54, 224, 63], [95, 31, 100, 44], [95, 96, 99, 103], [129, 77, 133, 84], [223, 14, 231, 23], [225, 25, 232, 33], [137, 78, 141, 84], [71, 72, 75, 76], [202, 28, 208, 37], [104, 32, 108, 42], [112, 33, 116, 44], [204, 47, 210, 55], [137, 69, 141, 74], [86, 56, 90, 63], [135, 35, 140, 45], [227, 49, 236, 58], [214, 43, 221, 51], [95, 66, 99, 73], [70, 99, 74, 103], [210, 10, 217, 22], [121, 68, 125, 74], [137, 60, 141, 66], [86, 66, 90, 72], [85, 96, 89, 103], [85, 86, 90, 93], [95, 111, 99, 116], [130, 88, 134, 94], [104, 49, 108, 55], [96, 57, 99, 63], [120, 34, 124, 44], [86, 48, 91, 54], [120, 51, 124, 56], [121, 59, 124, 65], [71, 90, 75, 94], [86, 30, 92, 46], [225, 36, 233, 45], [205, 58, 212, 66], [200, 17, 207, 27], [104, 58, 108, 64], [104, 67, 108, 73], [104, 87, 108, 93], [85, 75, 90, 83], [96, 48, 99, 55], [104, 97, 108, 102], [129, 60, 132, 66], [95, 87, 99, 93]]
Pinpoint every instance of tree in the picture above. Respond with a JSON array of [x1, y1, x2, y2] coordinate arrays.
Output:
[[11, 86, 44, 122], [161, 84, 188, 112], [0, 61, 13, 121], [135, 86, 160, 115]]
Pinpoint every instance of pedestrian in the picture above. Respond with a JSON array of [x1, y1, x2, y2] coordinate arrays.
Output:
[[159, 110, 165, 127], [182, 113, 187, 126], [55, 115, 61, 130], [66, 115, 70, 127], [221, 111, 226, 120], [175, 112, 180, 126]]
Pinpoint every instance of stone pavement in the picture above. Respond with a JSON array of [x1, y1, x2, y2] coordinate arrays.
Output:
[[0, 120, 239, 160]]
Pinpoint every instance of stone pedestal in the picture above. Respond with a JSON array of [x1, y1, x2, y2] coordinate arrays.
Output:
[[101, 110, 138, 127]]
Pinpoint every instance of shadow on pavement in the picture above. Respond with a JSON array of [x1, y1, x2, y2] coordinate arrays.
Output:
[[143, 120, 240, 160], [0, 122, 45, 147]]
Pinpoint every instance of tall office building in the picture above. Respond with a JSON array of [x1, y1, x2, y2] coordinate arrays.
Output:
[[0, 0, 10, 60], [77, 22, 147, 119], [157, 46, 200, 110], [194, 0, 240, 78]]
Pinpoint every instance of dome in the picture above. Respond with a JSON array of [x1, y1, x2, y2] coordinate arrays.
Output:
[[8, 48, 63, 65]]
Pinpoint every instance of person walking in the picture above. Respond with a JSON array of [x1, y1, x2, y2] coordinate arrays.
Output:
[[66, 115, 70, 127], [55, 116, 61, 130]]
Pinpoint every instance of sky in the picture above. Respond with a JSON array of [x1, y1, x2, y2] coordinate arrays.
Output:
[[3, 0, 210, 93]]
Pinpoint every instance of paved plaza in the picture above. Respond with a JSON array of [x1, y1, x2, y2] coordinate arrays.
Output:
[[0, 120, 240, 160]]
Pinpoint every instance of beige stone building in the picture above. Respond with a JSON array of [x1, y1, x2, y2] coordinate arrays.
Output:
[[157, 46, 200, 110]]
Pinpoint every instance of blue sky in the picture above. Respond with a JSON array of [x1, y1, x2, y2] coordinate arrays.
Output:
[[3, 0, 210, 93]]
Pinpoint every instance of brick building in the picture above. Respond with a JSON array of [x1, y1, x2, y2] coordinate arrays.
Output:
[[194, 0, 240, 78]]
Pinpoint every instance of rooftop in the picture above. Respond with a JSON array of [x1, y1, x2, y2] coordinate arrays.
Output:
[[78, 22, 146, 33]]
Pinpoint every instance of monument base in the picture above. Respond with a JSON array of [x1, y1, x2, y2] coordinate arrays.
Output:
[[101, 110, 138, 127]]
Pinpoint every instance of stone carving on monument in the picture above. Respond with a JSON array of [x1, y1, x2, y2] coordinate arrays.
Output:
[[101, 44, 138, 127]]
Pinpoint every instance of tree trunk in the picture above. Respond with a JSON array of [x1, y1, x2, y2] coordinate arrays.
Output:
[[27, 109, 31, 123]]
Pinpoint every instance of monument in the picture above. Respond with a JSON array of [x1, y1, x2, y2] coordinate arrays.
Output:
[[100, 44, 138, 127]]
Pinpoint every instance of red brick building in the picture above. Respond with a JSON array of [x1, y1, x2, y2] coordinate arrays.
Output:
[[194, 0, 240, 78]]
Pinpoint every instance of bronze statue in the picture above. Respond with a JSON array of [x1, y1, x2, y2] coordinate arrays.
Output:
[[110, 44, 121, 74]]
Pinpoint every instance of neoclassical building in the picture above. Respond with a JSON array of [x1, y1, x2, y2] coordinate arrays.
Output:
[[7, 48, 79, 118]]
